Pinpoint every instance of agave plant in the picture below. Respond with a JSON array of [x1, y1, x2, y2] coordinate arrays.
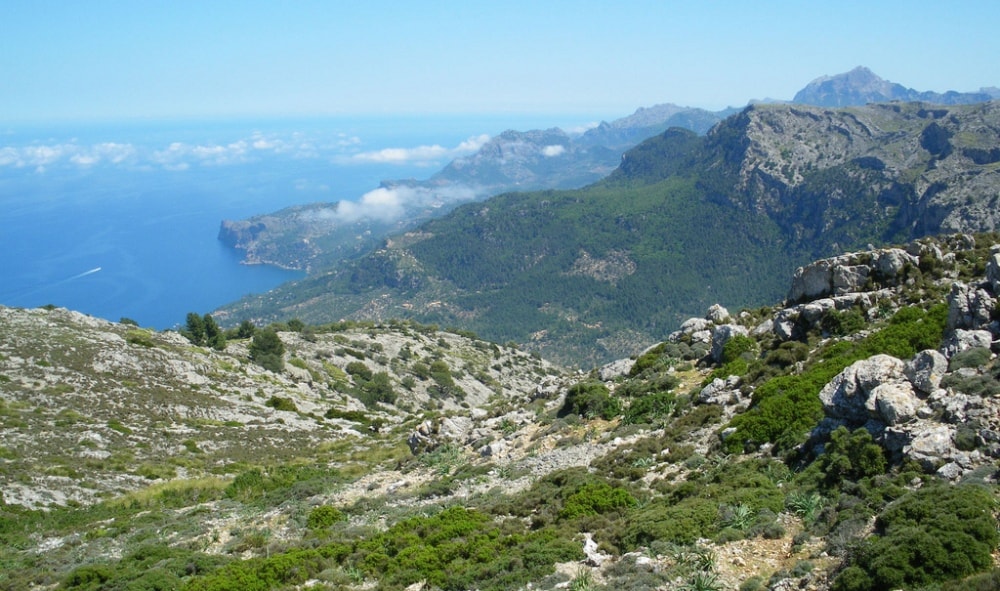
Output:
[[787, 491, 824, 523]]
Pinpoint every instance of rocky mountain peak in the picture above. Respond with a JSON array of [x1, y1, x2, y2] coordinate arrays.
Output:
[[793, 65, 996, 107]]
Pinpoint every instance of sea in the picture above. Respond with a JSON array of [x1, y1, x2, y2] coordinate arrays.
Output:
[[0, 114, 598, 329]]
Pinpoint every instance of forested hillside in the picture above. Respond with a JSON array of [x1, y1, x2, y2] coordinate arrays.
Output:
[[217, 101, 1000, 366]]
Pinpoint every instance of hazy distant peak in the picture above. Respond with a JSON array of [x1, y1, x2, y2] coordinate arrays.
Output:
[[793, 66, 994, 107]]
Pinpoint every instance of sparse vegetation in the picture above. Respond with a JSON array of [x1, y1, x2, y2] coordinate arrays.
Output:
[[1, 234, 1000, 590]]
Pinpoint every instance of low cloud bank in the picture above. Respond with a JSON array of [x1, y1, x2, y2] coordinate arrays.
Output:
[[297, 183, 481, 225], [350, 134, 491, 166]]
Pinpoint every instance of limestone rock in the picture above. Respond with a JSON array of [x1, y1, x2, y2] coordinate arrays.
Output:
[[832, 264, 870, 293], [870, 382, 921, 425], [679, 317, 713, 334], [706, 304, 731, 324], [598, 358, 635, 381], [479, 439, 508, 458], [941, 329, 994, 357], [904, 349, 948, 394], [819, 355, 905, 424], [905, 424, 956, 470], [698, 376, 742, 406], [947, 281, 996, 331], [874, 248, 918, 281], [439, 416, 473, 442], [710, 324, 749, 363], [788, 260, 835, 302], [986, 246, 1000, 293]]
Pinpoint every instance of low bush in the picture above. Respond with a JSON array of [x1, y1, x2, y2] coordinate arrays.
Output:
[[265, 396, 297, 412], [307, 505, 345, 530], [560, 381, 620, 420], [832, 483, 999, 591]]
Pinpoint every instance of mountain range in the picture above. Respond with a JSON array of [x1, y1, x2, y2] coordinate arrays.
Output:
[[5, 66, 1000, 591], [217, 99, 1000, 366], [218, 67, 995, 274]]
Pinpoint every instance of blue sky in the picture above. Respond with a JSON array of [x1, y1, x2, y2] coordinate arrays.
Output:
[[2, 0, 999, 123]]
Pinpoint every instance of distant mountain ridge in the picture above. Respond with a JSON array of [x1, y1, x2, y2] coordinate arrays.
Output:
[[216, 101, 1000, 365], [220, 67, 996, 273], [794, 66, 997, 107], [219, 103, 728, 271]]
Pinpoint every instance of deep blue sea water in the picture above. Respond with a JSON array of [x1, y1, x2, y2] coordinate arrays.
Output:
[[0, 114, 598, 329]]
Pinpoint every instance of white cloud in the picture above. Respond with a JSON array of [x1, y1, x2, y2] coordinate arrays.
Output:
[[0, 129, 488, 173], [565, 121, 600, 135], [350, 134, 491, 166], [0, 142, 133, 168], [541, 144, 566, 157], [298, 183, 482, 226]]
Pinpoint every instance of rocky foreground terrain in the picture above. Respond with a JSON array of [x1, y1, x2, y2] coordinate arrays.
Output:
[[2, 233, 1000, 590]]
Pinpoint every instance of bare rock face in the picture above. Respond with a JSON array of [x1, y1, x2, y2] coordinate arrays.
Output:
[[870, 382, 921, 426], [698, 376, 743, 406], [941, 329, 995, 357], [986, 245, 1000, 293], [787, 248, 917, 303], [706, 304, 731, 324], [947, 281, 996, 331], [598, 358, 635, 381]]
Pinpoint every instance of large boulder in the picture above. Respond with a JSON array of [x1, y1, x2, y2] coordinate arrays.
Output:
[[819, 355, 906, 425], [788, 260, 835, 302], [870, 382, 921, 425], [905, 424, 957, 470], [706, 304, 731, 324], [832, 265, 870, 294], [874, 248, 918, 282], [904, 349, 949, 394], [598, 358, 635, 381]]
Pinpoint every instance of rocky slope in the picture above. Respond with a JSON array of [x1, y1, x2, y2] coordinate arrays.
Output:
[[0, 310, 566, 509], [2, 233, 1000, 591]]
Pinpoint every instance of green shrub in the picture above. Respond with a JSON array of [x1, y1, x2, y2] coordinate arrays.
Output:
[[822, 308, 867, 337], [429, 360, 455, 388], [349, 506, 582, 590], [833, 484, 999, 591], [949, 347, 993, 370], [126, 329, 156, 348], [63, 564, 113, 590], [345, 361, 373, 381], [559, 482, 637, 519], [357, 372, 397, 407], [623, 459, 783, 548], [721, 334, 758, 364], [560, 381, 620, 420], [630, 343, 666, 375], [265, 396, 297, 412], [622, 391, 676, 425], [249, 328, 284, 372], [816, 427, 887, 488], [307, 505, 345, 530], [941, 372, 1000, 398]]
